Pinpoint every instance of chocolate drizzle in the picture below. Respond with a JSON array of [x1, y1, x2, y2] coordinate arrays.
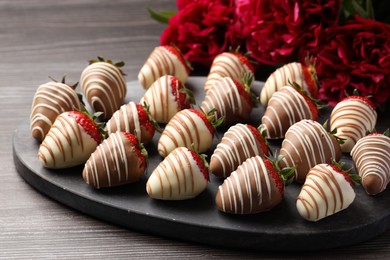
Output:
[[158, 109, 213, 157], [140, 75, 181, 123], [261, 86, 313, 139], [296, 164, 355, 222], [106, 102, 152, 145], [351, 134, 390, 195], [210, 123, 265, 178], [146, 147, 208, 200], [38, 112, 98, 169], [201, 77, 252, 125], [260, 62, 311, 107], [30, 82, 81, 142], [215, 156, 282, 214], [138, 46, 189, 89], [279, 120, 341, 183], [80, 62, 126, 120], [330, 98, 377, 153], [83, 132, 145, 189], [204, 52, 253, 92]]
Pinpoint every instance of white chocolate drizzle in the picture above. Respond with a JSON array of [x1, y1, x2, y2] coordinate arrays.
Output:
[[330, 98, 377, 153]]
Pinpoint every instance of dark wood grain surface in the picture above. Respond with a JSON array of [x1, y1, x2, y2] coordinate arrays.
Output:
[[2, 1, 390, 258]]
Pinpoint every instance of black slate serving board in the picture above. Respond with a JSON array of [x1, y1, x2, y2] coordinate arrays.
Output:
[[13, 77, 390, 251]]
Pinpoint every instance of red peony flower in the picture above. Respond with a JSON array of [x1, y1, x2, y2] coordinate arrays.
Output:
[[236, 0, 340, 65], [313, 16, 390, 107], [161, 0, 244, 67]]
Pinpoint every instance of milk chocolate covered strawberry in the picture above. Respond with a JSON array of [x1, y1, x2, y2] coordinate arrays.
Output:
[[140, 75, 194, 123], [296, 162, 358, 222], [330, 93, 377, 153], [260, 82, 324, 139], [83, 132, 147, 189], [80, 56, 127, 120], [38, 110, 104, 169], [279, 120, 342, 183], [215, 155, 294, 214], [210, 123, 269, 178], [351, 130, 390, 195], [204, 51, 254, 92], [138, 45, 191, 89], [260, 59, 319, 107], [30, 78, 82, 142], [146, 147, 208, 200]]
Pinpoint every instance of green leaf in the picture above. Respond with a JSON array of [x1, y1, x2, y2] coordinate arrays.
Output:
[[147, 6, 176, 24]]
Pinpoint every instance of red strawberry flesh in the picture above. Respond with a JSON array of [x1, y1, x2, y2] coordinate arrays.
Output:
[[136, 103, 155, 136], [232, 79, 252, 107], [123, 132, 147, 169], [263, 159, 284, 196], [230, 52, 254, 73], [163, 45, 190, 73], [328, 164, 354, 188], [294, 87, 318, 121], [189, 109, 214, 135], [302, 65, 318, 98], [344, 95, 375, 109], [188, 149, 209, 180], [171, 76, 191, 110], [68, 111, 102, 144], [246, 124, 269, 156]]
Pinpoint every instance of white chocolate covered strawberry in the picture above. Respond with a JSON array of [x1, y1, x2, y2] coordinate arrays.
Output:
[[38, 110, 104, 169], [330, 95, 377, 153], [157, 108, 222, 157], [146, 147, 209, 200], [296, 163, 358, 222], [260, 60, 319, 107], [105, 102, 158, 145], [138, 45, 190, 89], [140, 75, 194, 123]]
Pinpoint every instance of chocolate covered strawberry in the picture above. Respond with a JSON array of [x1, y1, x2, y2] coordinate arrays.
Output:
[[157, 108, 223, 157], [260, 58, 319, 107], [200, 75, 256, 125], [351, 130, 390, 195], [330, 93, 377, 153], [210, 123, 269, 178], [260, 82, 324, 139], [279, 119, 342, 183], [38, 110, 104, 169], [215, 155, 295, 214], [204, 50, 254, 92], [80, 56, 127, 120], [83, 132, 147, 189], [138, 45, 191, 89], [140, 75, 194, 123], [105, 101, 159, 145], [30, 77, 82, 142], [297, 162, 358, 222], [146, 147, 208, 200]]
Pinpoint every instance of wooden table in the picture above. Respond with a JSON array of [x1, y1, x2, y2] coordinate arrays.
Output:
[[2, 1, 389, 258]]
